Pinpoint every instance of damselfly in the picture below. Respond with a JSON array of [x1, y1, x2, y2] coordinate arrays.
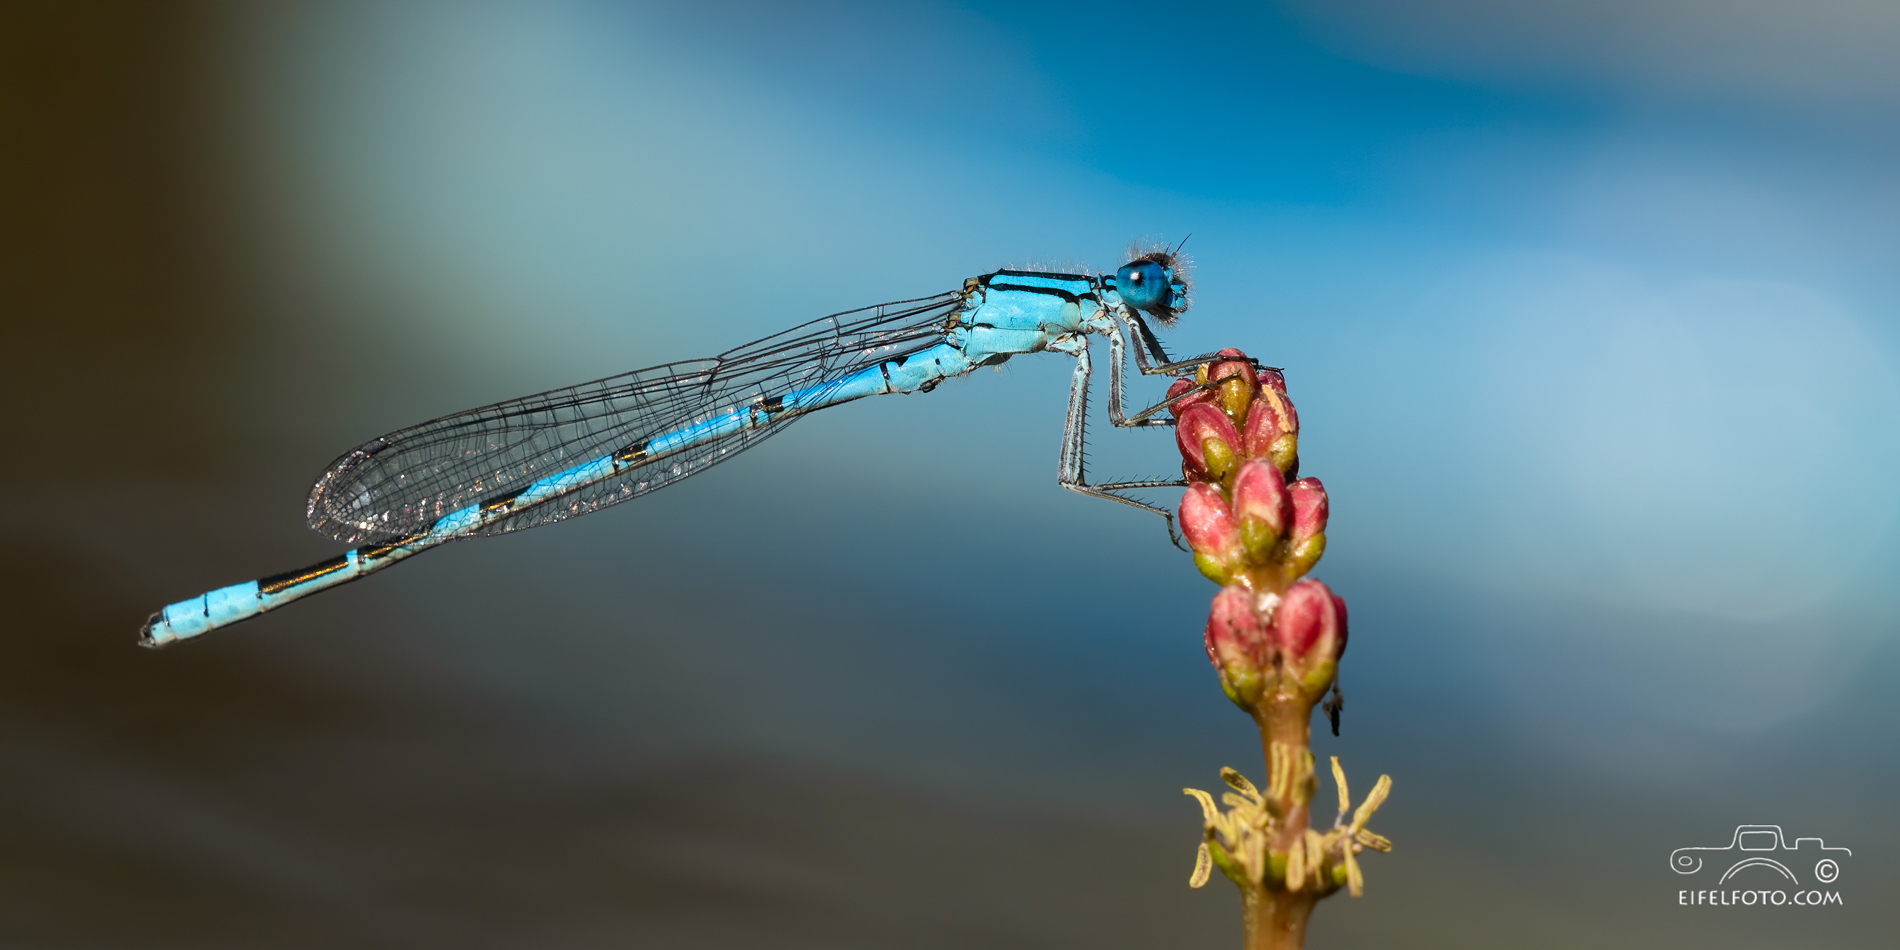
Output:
[[141, 247, 1237, 647]]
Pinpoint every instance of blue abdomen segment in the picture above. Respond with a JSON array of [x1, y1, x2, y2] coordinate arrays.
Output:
[[643, 344, 977, 455], [141, 536, 431, 646]]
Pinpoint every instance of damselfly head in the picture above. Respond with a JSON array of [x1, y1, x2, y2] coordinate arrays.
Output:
[[1112, 244, 1192, 326]]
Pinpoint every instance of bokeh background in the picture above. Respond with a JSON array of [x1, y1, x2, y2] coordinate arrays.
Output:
[[6, 1, 1899, 947]]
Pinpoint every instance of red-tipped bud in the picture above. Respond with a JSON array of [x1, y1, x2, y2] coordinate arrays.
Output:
[[1240, 398, 1279, 455], [1288, 477, 1328, 539], [1284, 476, 1330, 578], [1241, 391, 1300, 474], [1256, 367, 1287, 394], [1181, 482, 1241, 582], [1176, 403, 1241, 482], [1230, 459, 1289, 559], [1205, 351, 1259, 424], [1270, 578, 1348, 697], [1204, 585, 1267, 706]]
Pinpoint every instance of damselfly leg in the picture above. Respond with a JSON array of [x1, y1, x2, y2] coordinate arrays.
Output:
[[1054, 338, 1189, 547], [1101, 320, 1235, 428]]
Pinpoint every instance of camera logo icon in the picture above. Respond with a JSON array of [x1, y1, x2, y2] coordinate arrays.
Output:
[[1670, 825, 1850, 886]]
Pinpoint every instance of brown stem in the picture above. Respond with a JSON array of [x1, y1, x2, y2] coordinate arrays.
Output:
[[1242, 693, 1317, 950], [1255, 695, 1313, 852], [1242, 887, 1316, 950]]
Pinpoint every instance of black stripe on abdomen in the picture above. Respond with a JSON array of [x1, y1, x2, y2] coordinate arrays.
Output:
[[360, 534, 426, 562], [481, 489, 524, 514], [258, 555, 352, 595], [612, 439, 649, 467]]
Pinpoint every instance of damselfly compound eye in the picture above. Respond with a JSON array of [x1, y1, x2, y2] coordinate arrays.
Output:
[[1116, 259, 1173, 314]]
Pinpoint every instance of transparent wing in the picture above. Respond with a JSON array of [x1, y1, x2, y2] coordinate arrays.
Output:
[[307, 290, 967, 544]]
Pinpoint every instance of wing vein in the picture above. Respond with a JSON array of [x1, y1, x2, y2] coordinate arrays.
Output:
[[305, 291, 967, 543]]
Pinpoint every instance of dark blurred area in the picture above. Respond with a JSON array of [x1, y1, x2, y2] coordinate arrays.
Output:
[[3, 3, 1896, 949], [0, 7, 1222, 946]]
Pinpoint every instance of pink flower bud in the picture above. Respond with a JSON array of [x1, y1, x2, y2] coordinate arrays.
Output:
[[1288, 477, 1328, 540], [1176, 403, 1241, 482], [1181, 482, 1241, 582], [1282, 477, 1329, 578], [1241, 391, 1300, 474], [1205, 350, 1259, 424], [1240, 398, 1278, 456], [1230, 459, 1289, 558], [1204, 585, 1267, 705], [1270, 579, 1348, 696]]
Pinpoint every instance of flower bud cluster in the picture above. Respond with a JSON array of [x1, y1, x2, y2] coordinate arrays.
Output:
[[1204, 581, 1348, 710], [1171, 349, 1344, 711], [1171, 347, 1390, 928]]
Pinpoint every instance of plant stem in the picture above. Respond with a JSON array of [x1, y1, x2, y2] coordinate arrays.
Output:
[[1255, 698, 1312, 847], [1242, 886, 1316, 950], [1248, 696, 1315, 949]]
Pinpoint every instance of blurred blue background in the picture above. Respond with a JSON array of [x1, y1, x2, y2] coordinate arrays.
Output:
[[6, 1, 1898, 946]]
